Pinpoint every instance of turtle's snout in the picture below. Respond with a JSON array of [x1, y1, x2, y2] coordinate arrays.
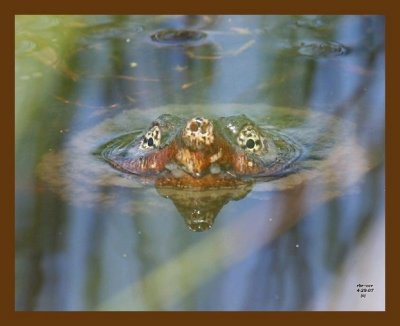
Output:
[[182, 117, 214, 150]]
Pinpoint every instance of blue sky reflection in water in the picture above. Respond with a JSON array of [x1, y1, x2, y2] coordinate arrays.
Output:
[[15, 15, 384, 311]]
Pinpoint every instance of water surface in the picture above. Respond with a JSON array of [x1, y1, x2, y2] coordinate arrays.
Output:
[[15, 15, 385, 311]]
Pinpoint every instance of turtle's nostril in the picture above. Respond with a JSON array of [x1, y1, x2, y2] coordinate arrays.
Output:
[[189, 121, 199, 132]]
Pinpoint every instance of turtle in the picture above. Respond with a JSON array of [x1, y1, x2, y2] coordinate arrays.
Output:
[[38, 104, 371, 231]]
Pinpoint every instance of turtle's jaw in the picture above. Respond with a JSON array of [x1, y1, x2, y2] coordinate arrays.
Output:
[[155, 173, 253, 189]]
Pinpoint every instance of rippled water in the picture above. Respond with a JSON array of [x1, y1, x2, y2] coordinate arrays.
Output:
[[15, 15, 385, 311]]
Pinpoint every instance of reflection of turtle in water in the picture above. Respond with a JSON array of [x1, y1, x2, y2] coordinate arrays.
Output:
[[38, 104, 370, 231], [157, 186, 253, 232]]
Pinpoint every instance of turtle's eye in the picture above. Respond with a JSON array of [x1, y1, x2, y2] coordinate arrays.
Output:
[[237, 125, 263, 153], [139, 125, 161, 150]]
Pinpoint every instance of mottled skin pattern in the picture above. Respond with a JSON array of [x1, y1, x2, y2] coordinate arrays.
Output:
[[99, 114, 301, 188]]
